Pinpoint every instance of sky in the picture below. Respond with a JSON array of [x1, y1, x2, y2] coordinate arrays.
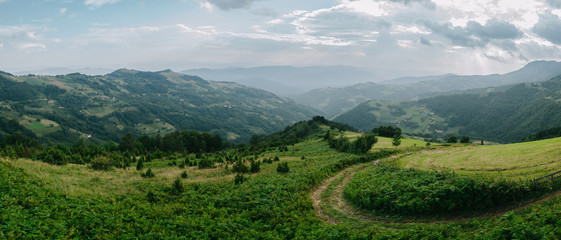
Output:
[[1, 0, 561, 76]]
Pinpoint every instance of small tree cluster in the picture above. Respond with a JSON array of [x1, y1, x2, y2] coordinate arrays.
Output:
[[371, 126, 402, 138], [328, 134, 378, 154], [277, 162, 289, 173]]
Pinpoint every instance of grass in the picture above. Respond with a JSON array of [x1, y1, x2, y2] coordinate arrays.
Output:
[[396, 137, 561, 180], [4, 134, 561, 239], [373, 136, 437, 150]]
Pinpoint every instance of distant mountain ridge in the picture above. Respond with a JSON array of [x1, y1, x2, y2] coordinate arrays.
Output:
[[0, 69, 318, 143], [334, 73, 561, 143], [291, 60, 561, 117], [14, 67, 116, 76], [182, 65, 380, 96]]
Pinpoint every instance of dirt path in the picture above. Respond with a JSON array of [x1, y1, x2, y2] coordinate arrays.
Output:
[[311, 158, 561, 225]]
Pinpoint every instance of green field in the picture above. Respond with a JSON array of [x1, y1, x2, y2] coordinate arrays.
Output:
[[396, 137, 561, 180], [3, 132, 561, 239]]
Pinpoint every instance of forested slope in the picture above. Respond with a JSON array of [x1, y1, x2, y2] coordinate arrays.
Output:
[[0, 69, 318, 144], [335, 74, 561, 143]]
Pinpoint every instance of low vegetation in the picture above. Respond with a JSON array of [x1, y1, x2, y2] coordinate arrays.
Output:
[[344, 164, 540, 216], [2, 117, 561, 239]]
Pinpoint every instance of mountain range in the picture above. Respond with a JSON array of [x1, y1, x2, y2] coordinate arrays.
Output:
[[181, 66, 382, 96], [334, 73, 561, 143], [291, 61, 561, 117], [0, 69, 317, 143]]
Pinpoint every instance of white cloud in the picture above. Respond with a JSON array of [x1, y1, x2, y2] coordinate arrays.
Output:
[[19, 43, 46, 50], [84, 0, 121, 8], [60, 8, 67, 14], [0, 43, 3, 49], [0, 25, 41, 40]]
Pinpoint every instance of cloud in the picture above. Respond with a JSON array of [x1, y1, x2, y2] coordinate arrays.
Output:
[[60, 8, 67, 14], [0, 0, 8, 3], [83, 0, 121, 8], [0, 25, 41, 40], [546, 0, 561, 8], [533, 12, 561, 45], [381, 0, 435, 9], [19, 43, 46, 50], [0, 43, 3, 49], [465, 19, 522, 40], [418, 19, 522, 48], [419, 36, 431, 46], [202, 0, 262, 11]]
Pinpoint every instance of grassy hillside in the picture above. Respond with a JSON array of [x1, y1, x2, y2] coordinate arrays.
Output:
[[335, 74, 561, 143], [396, 137, 561, 180], [0, 69, 318, 143], [3, 127, 561, 238]]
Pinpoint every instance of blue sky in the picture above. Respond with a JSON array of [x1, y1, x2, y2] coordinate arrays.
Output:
[[1, 0, 561, 76]]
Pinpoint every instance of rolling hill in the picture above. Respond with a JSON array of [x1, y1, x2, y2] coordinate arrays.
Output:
[[292, 60, 561, 117], [0, 69, 318, 143], [334, 73, 561, 143]]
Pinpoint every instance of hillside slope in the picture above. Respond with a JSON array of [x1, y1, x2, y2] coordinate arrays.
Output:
[[334, 74, 561, 143], [0, 69, 318, 143], [292, 61, 561, 117]]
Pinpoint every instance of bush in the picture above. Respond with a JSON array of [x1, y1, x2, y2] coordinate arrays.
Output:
[[136, 158, 144, 171], [181, 171, 188, 179], [250, 160, 260, 173], [233, 159, 248, 173], [198, 158, 214, 169], [90, 156, 113, 171], [172, 178, 183, 195], [141, 168, 155, 178], [277, 162, 289, 173], [234, 173, 246, 184]]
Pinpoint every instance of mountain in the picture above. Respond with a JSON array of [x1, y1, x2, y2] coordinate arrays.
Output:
[[0, 69, 318, 143], [334, 74, 561, 143], [14, 67, 115, 76], [181, 66, 380, 96], [292, 61, 561, 117], [379, 74, 455, 85]]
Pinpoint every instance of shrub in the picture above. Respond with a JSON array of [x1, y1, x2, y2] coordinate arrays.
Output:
[[343, 164, 536, 216], [141, 168, 155, 178], [172, 178, 183, 195], [234, 173, 246, 184], [233, 159, 248, 173], [181, 171, 188, 179], [136, 158, 144, 171], [250, 160, 260, 173], [90, 156, 113, 171], [198, 158, 214, 169], [277, 162, 289, 173]]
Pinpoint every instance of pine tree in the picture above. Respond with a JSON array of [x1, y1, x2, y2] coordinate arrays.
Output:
[[136, 158, 144, 171]]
